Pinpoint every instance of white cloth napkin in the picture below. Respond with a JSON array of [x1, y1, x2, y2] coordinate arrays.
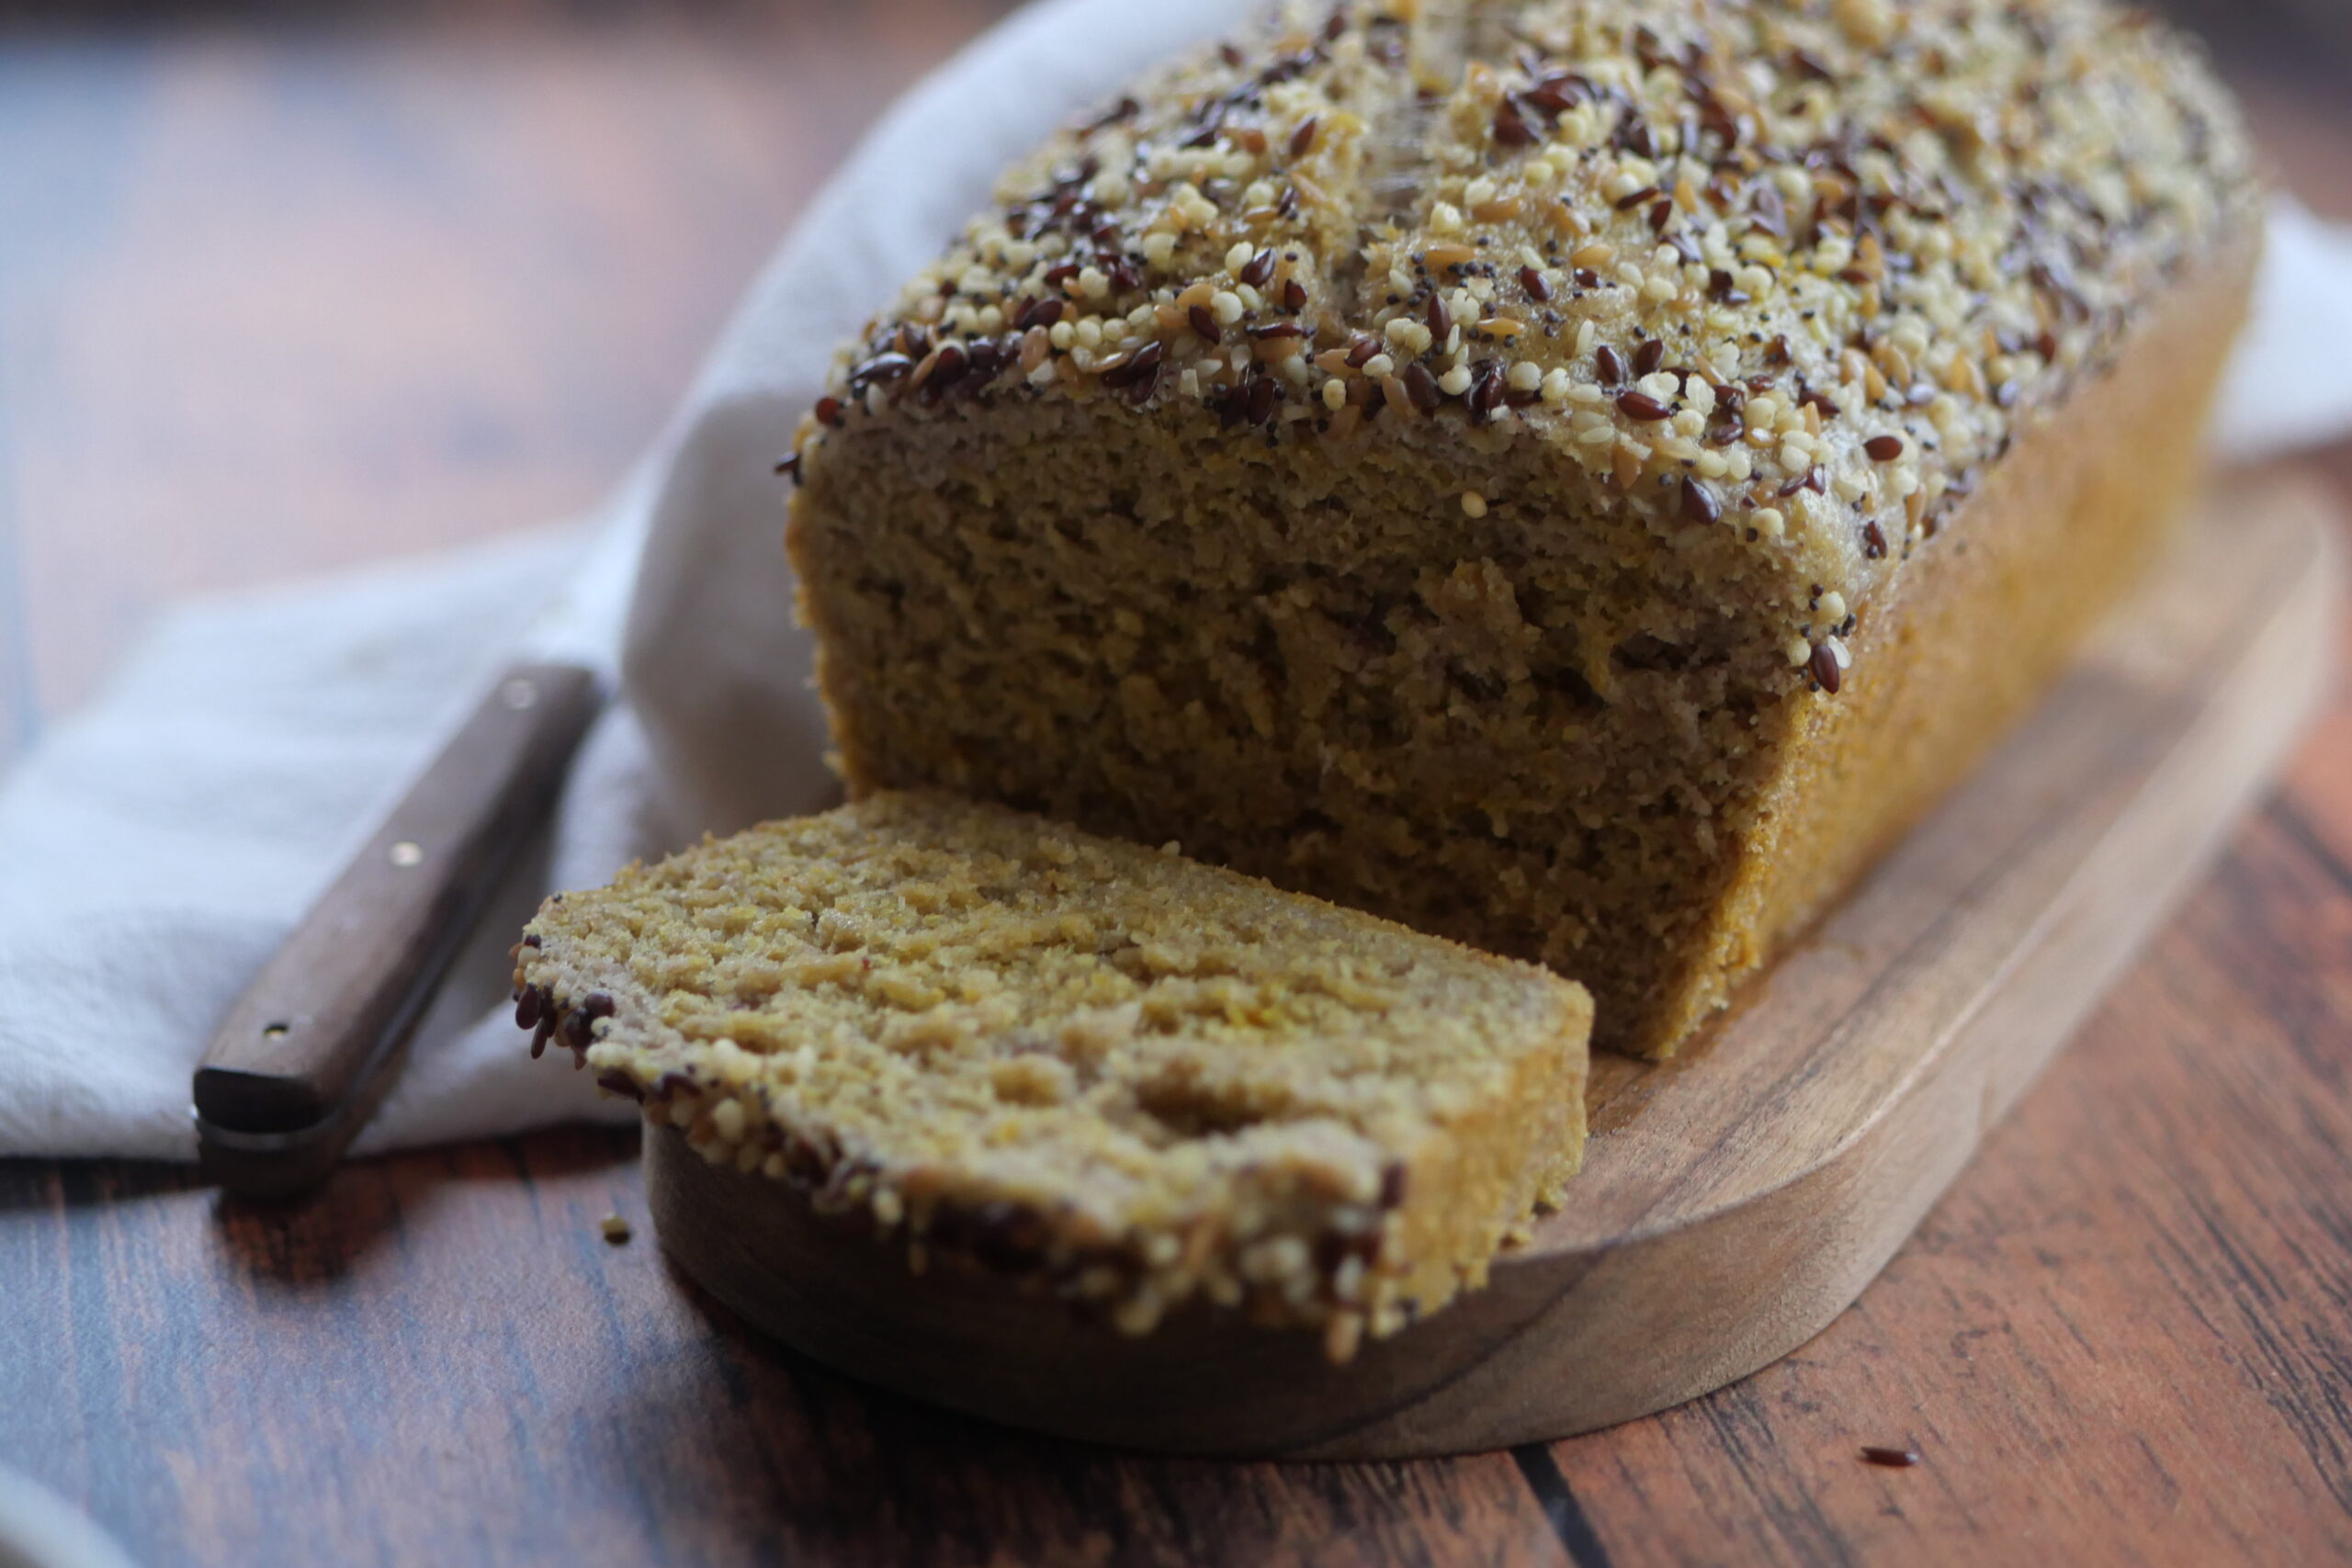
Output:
[[4, 0, 2349, 1161]]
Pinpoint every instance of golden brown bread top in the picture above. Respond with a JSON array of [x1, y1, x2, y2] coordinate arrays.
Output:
[[514, 793, 1590, 1352], [788, 0, 2255, 677]]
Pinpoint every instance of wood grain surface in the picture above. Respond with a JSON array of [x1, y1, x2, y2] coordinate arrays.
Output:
[[3, 4, 2352, 1566], [0, 0, 1017, 751]]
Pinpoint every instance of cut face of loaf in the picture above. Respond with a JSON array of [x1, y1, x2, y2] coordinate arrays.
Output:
[[786, 0, 2259, 1055], [514, 793, 1591, 1359]]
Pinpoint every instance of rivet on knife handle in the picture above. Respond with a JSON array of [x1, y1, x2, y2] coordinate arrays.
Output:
[[194, 662, 602, 1196]]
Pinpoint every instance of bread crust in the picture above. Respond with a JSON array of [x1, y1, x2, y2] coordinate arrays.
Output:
[[515, 794, 1590, 1356], [1656, 231, 2259, 1054], [785, 0, 2260, 1055]]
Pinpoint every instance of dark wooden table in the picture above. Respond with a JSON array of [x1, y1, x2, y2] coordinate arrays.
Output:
[[5, 5, 2352, 1564]]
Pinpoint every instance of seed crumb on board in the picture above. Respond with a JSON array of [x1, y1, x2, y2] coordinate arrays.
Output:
[[598, 1213, 633, 1246], [1860, 1445, 1921, 1468]]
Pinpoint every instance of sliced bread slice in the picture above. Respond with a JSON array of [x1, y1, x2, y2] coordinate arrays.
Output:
[[514, 792, 1589, 1358]]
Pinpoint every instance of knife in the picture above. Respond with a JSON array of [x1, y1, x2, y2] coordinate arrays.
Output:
[[192, 512, 644, 1197]]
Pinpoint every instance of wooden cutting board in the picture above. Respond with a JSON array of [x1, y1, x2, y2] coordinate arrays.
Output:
[[646, 476, 2341, 1461]]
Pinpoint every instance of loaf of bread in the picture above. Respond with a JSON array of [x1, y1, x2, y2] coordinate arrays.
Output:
[[784, 0, 2257, 1056], [514, 793, 1590, 1358]]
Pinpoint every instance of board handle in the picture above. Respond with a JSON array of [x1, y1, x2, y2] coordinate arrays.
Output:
[[194, 662, 602, 1195]]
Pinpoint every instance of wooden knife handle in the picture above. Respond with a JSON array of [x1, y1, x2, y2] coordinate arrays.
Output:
[[194, 662, 601, 1180]]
